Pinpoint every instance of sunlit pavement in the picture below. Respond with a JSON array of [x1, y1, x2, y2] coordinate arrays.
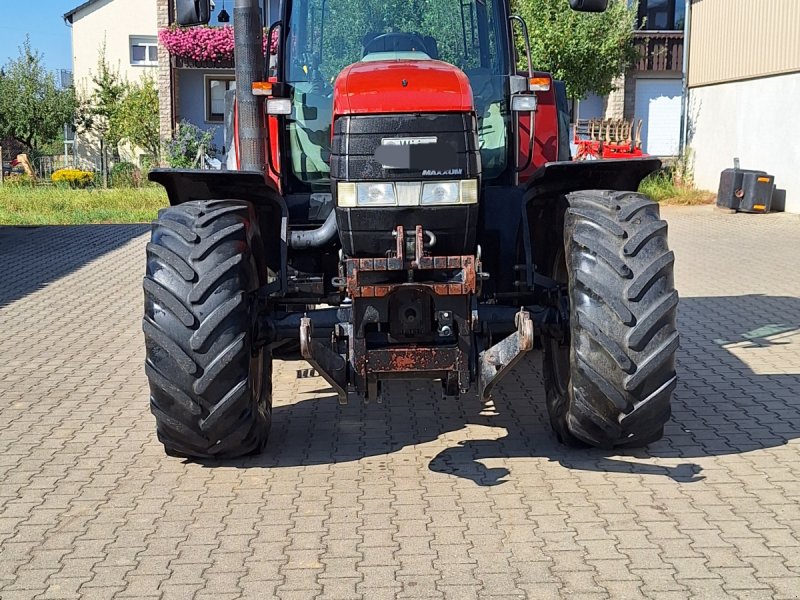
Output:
[[1, 206, 799, 599]]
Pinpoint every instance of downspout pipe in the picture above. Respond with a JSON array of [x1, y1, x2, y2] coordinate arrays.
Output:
[[678, 0, 692, 156], [289, 210, 338, 249], [233, 0, 267, 173]]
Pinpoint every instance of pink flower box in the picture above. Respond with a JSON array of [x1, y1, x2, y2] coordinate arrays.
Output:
[[159, 26, 277, 63]]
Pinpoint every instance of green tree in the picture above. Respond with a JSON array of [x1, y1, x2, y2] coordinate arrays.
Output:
[[74, 45, 127, 150], [164, 121, 215, 169], [76, 46, 161, 163], [513, 0, 638, 99], [0, 39, 75, 156], [115, 75, 161, 161]]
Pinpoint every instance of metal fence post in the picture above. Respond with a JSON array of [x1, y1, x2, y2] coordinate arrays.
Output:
[[101, 139, 109, 188]]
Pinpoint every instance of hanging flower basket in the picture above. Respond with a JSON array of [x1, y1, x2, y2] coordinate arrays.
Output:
[[159, 26, 277, 65]]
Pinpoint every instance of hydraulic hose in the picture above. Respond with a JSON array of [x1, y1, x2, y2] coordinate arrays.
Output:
[[289, 210, 338, 249]]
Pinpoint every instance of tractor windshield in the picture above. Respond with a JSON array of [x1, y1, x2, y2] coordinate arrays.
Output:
[[283, 0, 510, 190]]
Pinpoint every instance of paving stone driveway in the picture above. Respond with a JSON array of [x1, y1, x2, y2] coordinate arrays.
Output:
[[1, 206, 799, 600]]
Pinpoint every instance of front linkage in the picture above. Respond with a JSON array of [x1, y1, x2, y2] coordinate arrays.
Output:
[[256, 224, 563, 404]]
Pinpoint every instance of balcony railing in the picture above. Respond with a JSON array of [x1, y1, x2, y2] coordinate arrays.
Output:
[[633, 31, 684, 72]]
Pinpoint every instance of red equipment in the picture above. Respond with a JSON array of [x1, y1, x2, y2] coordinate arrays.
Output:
[[573, 118, 645, 160]]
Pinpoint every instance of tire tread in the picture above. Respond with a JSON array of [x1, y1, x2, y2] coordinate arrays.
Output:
[[143, 199, 270, 459], [544, 190, 679, 448]]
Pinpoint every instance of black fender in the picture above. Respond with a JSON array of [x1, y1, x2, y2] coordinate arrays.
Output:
[[517, 158, 662, 295], [149, 168, 288, 295], [520, 158, 662, 297], [523, 158, 662, 205]]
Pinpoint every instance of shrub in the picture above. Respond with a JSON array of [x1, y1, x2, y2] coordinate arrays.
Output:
[[4, 173, 36, 187], [164, 121, 216, 169], [52, 168, 94, 189], [110, 162, 143, 188], [639, 170, 715, 206]]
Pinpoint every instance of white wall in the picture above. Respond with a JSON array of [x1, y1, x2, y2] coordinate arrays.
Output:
[[70, 0, 158, 164], [689, 72, 800, 213], [71, 0, 158, 84]]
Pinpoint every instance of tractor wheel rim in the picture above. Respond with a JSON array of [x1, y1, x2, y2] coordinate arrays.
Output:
[[550, 247, 571, 396], [251, 350, 263, 404]]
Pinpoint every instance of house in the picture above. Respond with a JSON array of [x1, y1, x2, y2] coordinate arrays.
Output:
[[578, 0, 685, 157], [64, 0, 160, 165], [64, 0, 280, 165], [156, 0, 280, 159], [686, 0, 800, 213]]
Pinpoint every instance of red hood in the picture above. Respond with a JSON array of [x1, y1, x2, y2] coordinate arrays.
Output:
[[333, 59, 474, 116]]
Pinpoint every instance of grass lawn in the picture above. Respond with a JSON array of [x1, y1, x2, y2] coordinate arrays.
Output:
[[639, 172, 716, 206], [0, 186, 168, 225], [1, 173, 714, 226]]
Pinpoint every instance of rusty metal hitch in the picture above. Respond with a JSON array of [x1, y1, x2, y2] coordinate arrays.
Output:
[[300, 316, 349, 404], [478, 309, 535, 401]]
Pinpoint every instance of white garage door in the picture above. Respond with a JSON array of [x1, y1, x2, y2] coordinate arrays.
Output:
[[634, 78, 682, 156]]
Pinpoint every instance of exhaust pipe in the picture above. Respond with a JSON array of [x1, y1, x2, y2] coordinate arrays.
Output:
[[289, 210, 338, 249], [233, 0, 266, 173]]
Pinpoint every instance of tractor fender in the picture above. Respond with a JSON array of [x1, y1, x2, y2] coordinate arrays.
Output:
[[149, 168, 285, 210], [523, 158, 662, 207], [149, 168, 288, 295], [517, 158, 662, 299]]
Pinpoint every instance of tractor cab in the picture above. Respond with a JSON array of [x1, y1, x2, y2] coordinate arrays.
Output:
[[278, 0, 513, 199]]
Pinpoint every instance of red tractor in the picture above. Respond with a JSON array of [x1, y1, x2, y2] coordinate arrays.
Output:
[[144, 0, 679, 458]]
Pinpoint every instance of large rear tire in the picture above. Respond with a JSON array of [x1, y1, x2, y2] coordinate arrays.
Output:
[[543, 190, 679, 448], [143, 200, 272, 459]]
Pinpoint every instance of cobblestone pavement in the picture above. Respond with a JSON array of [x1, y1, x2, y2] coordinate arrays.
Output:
[[1, 206, 800, 599]]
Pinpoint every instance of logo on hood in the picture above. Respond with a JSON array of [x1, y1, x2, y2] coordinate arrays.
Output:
[[422, 169, 463, 177]]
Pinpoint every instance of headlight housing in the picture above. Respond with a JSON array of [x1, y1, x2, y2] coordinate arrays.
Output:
[[357, 183, 396, 206], [421, 182, 459, 205], [337, 180, 478, 207]]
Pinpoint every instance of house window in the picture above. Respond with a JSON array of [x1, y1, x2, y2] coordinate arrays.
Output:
[[206, 77, 236, 123], [638, 0, 684, 31], [131, 36, 158, 66]]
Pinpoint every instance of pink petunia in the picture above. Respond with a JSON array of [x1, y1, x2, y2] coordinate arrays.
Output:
[[158, 25, 270, 62]]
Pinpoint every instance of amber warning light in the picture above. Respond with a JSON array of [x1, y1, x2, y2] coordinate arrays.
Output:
[[529, 77, 551, 92], [252, 82, 273, 96]]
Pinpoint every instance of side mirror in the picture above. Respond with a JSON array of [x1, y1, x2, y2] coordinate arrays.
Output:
[[568, 0, 608, 12], [176, 0, 211, 26], [268, 22, 282, 56], [267, 22, 282, 77]]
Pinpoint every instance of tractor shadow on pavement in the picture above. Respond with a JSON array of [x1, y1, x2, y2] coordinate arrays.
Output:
[[0, 224, 149, 308], [208, 295, 800, 486]]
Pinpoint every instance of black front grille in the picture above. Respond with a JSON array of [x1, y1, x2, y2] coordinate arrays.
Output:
[[330, 113, 480, 182]]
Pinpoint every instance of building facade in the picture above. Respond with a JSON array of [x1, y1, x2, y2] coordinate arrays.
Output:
[[156, 0, 280, 160], [687, 0, 800, 212], [578, 0, 685, 157], [66, 0, 280, 166], [65, 0, 159, 164]]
